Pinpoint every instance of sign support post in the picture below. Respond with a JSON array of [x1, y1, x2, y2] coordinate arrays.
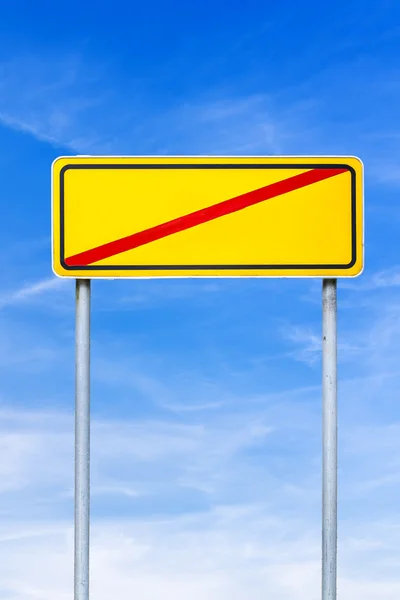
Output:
[[322, 278, 338, 600], [74, 279, 91, 600]]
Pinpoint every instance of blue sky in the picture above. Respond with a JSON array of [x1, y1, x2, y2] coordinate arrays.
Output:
[[1, 1, 400, 598]]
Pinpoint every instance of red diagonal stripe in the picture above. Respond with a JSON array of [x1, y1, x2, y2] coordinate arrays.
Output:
[[65, 167, 348, 266]]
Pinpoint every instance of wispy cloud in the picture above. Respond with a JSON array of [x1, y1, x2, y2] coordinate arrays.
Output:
[[1, 504, 400, 599], [282, 323, 362, 366], [0, 277, 68, 309], [0, 404, 397, 600], [1, 277, 400, 598], [342, 267, 400, 291], [161, 400, 226, 413], [0, 54, 309, 155], [283, 325, 322, 365], [0, 55, 109, 152]]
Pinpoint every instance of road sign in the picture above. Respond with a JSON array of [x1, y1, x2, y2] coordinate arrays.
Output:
[[52, 156, 363, 278]]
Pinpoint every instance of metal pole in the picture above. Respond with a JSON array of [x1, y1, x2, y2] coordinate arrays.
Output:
[[75, 279, 91, 600], [322, 278, 338, 600]]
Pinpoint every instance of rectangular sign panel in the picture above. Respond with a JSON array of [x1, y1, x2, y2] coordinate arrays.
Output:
[[52, 156, 363, 278]]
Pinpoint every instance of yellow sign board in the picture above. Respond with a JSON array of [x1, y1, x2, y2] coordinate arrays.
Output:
[[52, 156, 363, 278]]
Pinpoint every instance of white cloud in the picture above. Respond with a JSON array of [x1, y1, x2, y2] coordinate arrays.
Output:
[[283, 325, 322, 365], [0, 277, 68, 308], [1, 338, 400, 599], [0, 54, 306, 155], [0, 367, 399, 598], [0, 409, 72, 495], [342, 267, 400, 291], [1, 508, 400, 599], [0, 55, 108, 152], [282, 324, 362, 366], [0, 262, 399, 599], [160, 400, 226, 413], [0, 403, 276, 513]]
